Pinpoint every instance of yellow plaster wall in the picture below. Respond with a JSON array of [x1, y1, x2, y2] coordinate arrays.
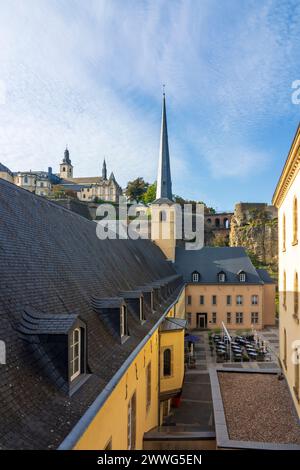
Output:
[[74, 331, 160, 450], [74, 288, 186, 450], [160, 329, 185, 395]]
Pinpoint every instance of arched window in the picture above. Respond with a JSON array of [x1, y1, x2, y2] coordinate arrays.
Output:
[[159, 211, 167, 222], [283, 271, 286, 308], [163, 348, 172, 376], [215, 218, 220, 228], [293, 197, 298, 245], [238, 271, 246, 282], [63, 167, 66, 172], [207, 218, 211, 224], [218, 271, 226, 282], [294, 272, 299, 318], [224, 218, 229, 229], [70, 328, 81, 381], [282, 213, 286, 251]]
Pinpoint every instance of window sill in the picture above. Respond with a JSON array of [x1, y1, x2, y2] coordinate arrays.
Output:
[[121, 334, 130, 344]]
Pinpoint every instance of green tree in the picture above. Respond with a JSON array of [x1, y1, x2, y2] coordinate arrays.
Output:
[[142, 182, 157, 204], [211, 232, 229, 247], [125, 177, 149, 202]]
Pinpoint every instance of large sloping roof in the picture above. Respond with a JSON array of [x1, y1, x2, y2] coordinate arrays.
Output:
[[0, 162, 13, 175], [0, 179, 180, 449], [174, 246, 265, 284]]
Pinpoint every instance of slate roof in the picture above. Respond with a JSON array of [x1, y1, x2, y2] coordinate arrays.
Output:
[[0, 162, 13, 175], [256, 268, 275, 284], [160, 318, 187, 331], [19, 310, 79, 335], [174, 246, 268, 284], [0, 178, 182, 449]]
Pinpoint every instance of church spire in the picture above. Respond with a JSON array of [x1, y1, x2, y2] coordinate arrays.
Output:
[[102, 158, 107, 180], [156, 89, 172, 201]]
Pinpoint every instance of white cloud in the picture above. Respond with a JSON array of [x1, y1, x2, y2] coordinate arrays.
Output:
[[0, 0, 299, 198]]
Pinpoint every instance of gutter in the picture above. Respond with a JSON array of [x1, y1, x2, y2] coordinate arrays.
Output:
[[58, 284, 185, 450]]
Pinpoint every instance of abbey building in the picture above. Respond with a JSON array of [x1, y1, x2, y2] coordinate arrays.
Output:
[[0, 151, 122, 202]]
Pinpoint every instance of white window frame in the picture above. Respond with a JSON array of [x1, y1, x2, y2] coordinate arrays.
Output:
[[239, 272, 246, 282], [192, 272, 199, 282], [251, 312, 259, 324], [218, 273, 225, 282], [236, 312, 243, 324], [236, 295, 243, 305], [120, 305, 127, 337], [70, 328, 81, 381], [251, 295, 258, 305]]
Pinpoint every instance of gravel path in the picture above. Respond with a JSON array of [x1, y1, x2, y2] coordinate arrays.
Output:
[[218, 372, 300, 444]]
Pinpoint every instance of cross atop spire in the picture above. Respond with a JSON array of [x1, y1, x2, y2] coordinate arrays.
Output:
[[155, 90, 173, 201]]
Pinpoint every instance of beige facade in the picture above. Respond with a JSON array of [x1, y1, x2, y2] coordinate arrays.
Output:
[[185, 283, 274, 331], [13, 172, 52, 195], [0, 171, 13, 183], [59, 162, 73, 179], [78, 179, 121, 202], [273, 124, 300, 418], [151, 204, 176, 262]]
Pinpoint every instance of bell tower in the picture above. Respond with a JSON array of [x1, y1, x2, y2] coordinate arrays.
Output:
[[151, 91, 176, 262], [60, 147, 73, 179]]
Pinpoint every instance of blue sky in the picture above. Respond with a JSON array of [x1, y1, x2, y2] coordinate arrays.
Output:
[[0, 0, 300, 210]]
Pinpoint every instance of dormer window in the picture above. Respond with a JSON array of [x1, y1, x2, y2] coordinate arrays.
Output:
[[192, 271, 200, 283], [238, 271, 246, 282], [19, 310, 88, 394], [120, 305, 128, 338], [218, 271, 226, 282]]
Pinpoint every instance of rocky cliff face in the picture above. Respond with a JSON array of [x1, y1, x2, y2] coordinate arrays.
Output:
[[230, 203, 278, 272]]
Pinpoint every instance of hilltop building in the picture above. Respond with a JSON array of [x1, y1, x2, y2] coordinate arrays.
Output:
[[0, 150, 122, 202]]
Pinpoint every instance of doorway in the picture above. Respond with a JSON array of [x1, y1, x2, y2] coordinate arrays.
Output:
[[197, 313, 207, 329]]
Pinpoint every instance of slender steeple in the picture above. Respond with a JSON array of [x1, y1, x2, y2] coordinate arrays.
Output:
[[156, 90, 172, 201], [102, 158, 107, 180]]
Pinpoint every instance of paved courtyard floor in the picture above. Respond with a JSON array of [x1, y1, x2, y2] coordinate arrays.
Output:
[[165, 326, 280, 430]]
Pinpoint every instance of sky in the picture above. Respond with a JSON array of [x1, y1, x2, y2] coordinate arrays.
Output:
[[0, 0, 300, 211]]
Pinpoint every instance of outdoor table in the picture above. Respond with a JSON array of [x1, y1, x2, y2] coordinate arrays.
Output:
[[248, 351, 257, 358]]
